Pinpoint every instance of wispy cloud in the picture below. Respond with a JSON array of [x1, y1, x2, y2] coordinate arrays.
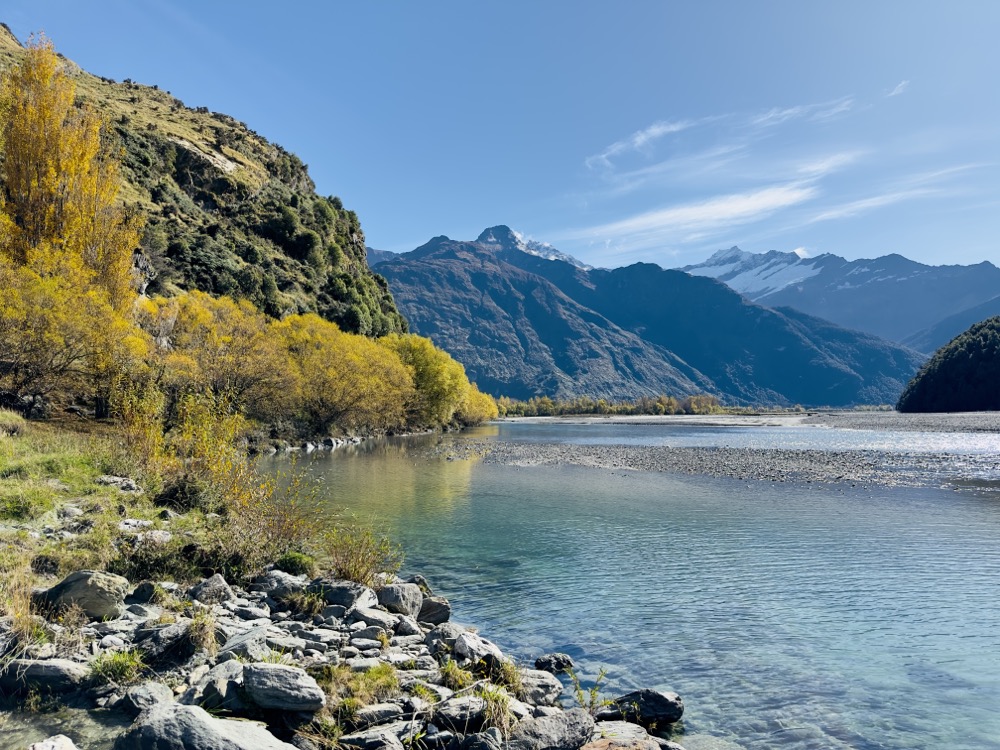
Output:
[[560, 182, 818, 254], [808, 188, 935, 222], [797, 150, 865, 177], [749, 97, 854, 128], [585, 120, 694, 170], [887, 80, 910, 97]]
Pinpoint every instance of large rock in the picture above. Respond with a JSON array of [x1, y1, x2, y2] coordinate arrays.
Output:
[[339, 726, 407, 750], [534, 653, 574, 674], [112, 702, 298, 750], [377, 583, 423, 618], [519, 669, 564, 706], [219, 626, 273, 661], [461, 728, 503, 750], [188, 573, 235, 604], [424, 622, 465, 658], [29, 737, 79, 750], [596, 690, 684, 728], [37, 570, 129, 620], [182, 660, 246, 712], [435, 695, 488, 733], [418, 596, 452, 625], [453, 632, 503, 664], [122, 681, 175, 717], [0, 659, 88, 695], [584, 721, 664, 750], [351, 607, 399, 631], [307, 578, 378, 609], [243, 662, 326, 711], [135, 621, 196, 664], [251, 569, 307, 600], [506, 708, 596, 750]]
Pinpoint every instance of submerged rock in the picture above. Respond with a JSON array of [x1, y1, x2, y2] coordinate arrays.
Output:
[[534, 653, 574, 674], [596, 689, 684, 727], [29, 736, 79, 750]]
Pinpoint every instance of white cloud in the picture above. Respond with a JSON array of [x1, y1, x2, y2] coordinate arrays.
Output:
[[585, 120, 693, 170], [792, 247, 810, 258], [888, 80, 910, 97], [560, 183, 818, 254]]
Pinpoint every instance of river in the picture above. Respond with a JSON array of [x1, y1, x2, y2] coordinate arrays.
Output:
[[259, 416, 1000, 750]]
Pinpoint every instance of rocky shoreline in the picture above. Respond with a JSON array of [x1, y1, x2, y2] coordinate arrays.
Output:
[[2, 567, 686, 750]]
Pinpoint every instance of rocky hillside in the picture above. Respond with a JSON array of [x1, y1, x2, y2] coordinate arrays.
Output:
[[897, 316, 1000, 412], [375, 227, 926, 406], [682, 247, 1000, 347], [0, 25, 405, 336]]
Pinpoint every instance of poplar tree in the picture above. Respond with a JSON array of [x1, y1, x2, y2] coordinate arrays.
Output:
[[0, 35, 142, 311]]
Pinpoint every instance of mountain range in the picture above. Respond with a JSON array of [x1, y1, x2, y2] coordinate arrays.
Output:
[[373, 227, 924, 406], [682, 247, 1000, 351]]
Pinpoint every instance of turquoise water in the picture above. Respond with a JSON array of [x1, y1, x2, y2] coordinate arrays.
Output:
[[262, 423, 1000, 750]]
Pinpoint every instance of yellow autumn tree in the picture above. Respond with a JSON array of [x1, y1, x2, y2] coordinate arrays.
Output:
[[379, 333, 473, 426], [136, 291, 293, 421], [0, 35, 142, 311], [273, 314, 414, 433]]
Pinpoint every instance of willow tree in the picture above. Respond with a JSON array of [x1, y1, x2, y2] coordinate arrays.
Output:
[[0, 35, 142, 311]]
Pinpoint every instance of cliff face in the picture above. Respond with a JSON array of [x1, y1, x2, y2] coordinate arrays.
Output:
[[0, 25, 406, 336]]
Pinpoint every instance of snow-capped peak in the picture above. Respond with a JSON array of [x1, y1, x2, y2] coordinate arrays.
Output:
[[476, 225, 592, 270]]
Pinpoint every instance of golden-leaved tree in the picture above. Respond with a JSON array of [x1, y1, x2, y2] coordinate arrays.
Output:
[[0, 36, 146, 411]]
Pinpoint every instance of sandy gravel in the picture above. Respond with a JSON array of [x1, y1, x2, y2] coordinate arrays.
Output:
[[428, 412, 1000, 490]]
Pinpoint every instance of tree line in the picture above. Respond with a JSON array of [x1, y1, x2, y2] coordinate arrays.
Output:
[[497, 394, 722, 417]]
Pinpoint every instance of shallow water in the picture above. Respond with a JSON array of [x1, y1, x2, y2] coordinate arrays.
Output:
[[262, 422, 1000, 750]]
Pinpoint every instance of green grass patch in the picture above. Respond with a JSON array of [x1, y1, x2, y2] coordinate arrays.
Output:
[[89, 649, 146, 685]]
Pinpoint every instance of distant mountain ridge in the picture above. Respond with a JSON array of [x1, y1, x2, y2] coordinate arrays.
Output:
[[682, 247, 1000, 347], [374, 227, 925, 406]]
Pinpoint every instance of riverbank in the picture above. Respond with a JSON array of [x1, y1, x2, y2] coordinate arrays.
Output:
[[0, 415, 688, 749]]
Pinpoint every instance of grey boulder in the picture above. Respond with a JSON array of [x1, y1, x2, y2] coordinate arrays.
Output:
[[37, 570, 129, 620], [453, 632, 502, 664], [219, 626, 273, 661], [112, 702, 298, 749], [252, 569, 307, 600], [308, 578, 378, 609], [188, 573, 235, 604], [182, 660, 246, 712], [436, 695, 488, 733], [0, 658, 88, 695], [339, 726, 407, 750], [377, 583, 423, 617], [122, 681, 175, 717], [506, 708, 596, 750], [418, 596, 452, 625], [519, 669, 564, 706], [243, 662, 326, 711]]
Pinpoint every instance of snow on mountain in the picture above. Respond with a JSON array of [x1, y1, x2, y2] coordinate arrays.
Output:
[[477, 225, 592, 270], [681, 247, 1000, 344], [681, 246, 826, 298]]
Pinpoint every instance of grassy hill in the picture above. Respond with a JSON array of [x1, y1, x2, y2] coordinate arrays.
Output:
[[0, 25, 406, 336]]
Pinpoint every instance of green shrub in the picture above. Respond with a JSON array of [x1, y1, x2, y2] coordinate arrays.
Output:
[[440, 659, 473, 691], [274, 550, 316, 576]]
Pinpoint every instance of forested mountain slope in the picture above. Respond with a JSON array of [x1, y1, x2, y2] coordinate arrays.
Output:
[[0, 24, 405, 336]]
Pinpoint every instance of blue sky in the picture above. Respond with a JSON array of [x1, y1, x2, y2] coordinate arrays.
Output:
[[5, 2, 999, 268]]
